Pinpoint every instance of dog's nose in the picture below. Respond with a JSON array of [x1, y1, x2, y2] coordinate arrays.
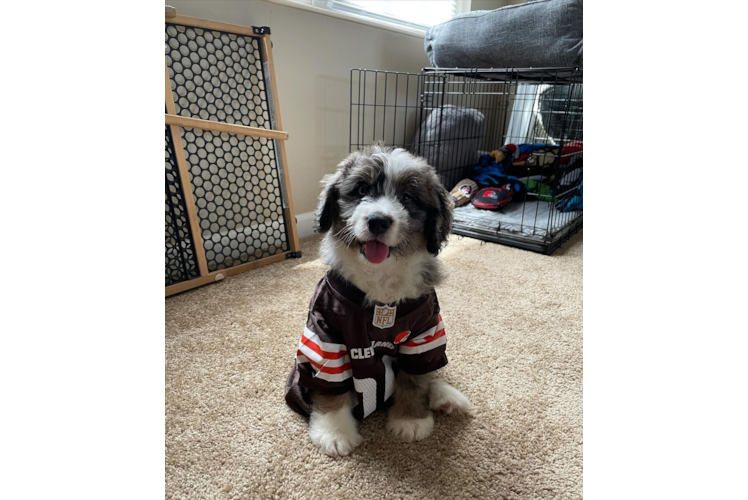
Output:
[[368, 213, 393, 235]]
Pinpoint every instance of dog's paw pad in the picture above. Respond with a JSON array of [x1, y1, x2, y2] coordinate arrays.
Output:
[[437, 402, 459, 414], [387, 414, 434, 442], [435, 398, 473, 414]]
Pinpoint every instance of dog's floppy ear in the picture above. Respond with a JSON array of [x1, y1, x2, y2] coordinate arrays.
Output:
[[314, 153, 356, 233], [425, 173, 453, 255], [314, 173, 340, 233]]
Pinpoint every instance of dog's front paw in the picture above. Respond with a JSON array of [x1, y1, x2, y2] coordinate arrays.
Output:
[[387, 413, 434, 442], [309, 416, 363, 457], [309, 426, 363, 457], [429, 380, 473, 415]]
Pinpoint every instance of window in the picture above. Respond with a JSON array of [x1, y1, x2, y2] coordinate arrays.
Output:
[[310, 0, 470, 31]]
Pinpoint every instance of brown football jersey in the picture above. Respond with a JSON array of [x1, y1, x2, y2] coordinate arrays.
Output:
[[284, 271, 448, 420]]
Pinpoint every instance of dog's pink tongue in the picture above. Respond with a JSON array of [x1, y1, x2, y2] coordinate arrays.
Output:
[[363, 240, 389, 264]]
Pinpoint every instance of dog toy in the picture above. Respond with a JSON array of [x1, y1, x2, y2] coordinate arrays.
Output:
[[556, 181, 582, 212], [512, 147, 558, 167], [559, 141, 583, 163], [489, 144, 516, 164], [472, 185, 515, 210], [448, 179, 478, 208], [524, 179, 554, 203]]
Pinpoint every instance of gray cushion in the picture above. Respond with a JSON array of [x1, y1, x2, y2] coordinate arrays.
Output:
[[414, 105, 485, 173], [424, 0, 583, 69]]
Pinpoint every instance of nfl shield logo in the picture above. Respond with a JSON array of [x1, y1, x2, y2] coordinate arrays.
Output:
[[372, 305, 397, 329]]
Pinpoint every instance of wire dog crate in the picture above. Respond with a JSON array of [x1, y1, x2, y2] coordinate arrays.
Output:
[[350, 67, 582, 254]]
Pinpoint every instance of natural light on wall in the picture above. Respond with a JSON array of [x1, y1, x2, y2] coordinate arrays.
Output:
[[311, 0, 468, 30]]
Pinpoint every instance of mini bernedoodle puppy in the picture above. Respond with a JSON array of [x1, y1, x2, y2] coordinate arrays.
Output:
[[285, 145, 472, 456]]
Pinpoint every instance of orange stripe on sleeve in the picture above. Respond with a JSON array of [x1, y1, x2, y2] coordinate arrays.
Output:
[[300, 335, 348, 360], [402, 327, 445, 347]]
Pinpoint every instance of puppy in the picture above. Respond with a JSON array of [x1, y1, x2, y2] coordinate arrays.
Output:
[[284, 146, 472, 457]]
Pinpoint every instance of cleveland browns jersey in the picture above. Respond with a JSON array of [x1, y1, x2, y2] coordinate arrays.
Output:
[[284, 271, 448, 420]]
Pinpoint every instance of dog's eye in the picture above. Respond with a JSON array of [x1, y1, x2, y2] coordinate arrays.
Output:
[[400, 193, 412, 204], [357, 185, 370, 197]]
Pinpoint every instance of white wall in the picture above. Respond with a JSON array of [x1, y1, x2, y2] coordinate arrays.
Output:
[[168, 0, 430, 216]]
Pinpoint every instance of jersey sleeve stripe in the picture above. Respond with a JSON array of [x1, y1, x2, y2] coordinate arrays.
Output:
[[398, 334, 447, 355], [407, 316, 445, 343], [296, 351, 352, 374], [296, 353, 353, 381], [402, 326, 445, 347], [301, 327, 348, 359], [297, 342, 350, 367]]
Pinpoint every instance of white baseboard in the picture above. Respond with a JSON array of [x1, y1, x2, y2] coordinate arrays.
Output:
[[295, 211, 317, 239]]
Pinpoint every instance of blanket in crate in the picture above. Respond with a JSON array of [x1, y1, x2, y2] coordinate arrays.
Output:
[[453, 201, 580, 242]]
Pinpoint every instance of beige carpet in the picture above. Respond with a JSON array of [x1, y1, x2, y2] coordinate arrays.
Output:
[[166, 232, 583, 499]]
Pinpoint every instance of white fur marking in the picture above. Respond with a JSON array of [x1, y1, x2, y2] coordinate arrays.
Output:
[[387, 413, 434, 442], [429, 379, 473, 415], [320, 234, 439, 305], [351, 197, 408, 249], [309, 396, 363, 457]]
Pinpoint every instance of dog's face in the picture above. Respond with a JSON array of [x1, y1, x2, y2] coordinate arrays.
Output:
[[315, 146, 452, 264]]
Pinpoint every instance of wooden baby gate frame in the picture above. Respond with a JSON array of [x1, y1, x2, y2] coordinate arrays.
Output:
[[165, 13, 300, 296]]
